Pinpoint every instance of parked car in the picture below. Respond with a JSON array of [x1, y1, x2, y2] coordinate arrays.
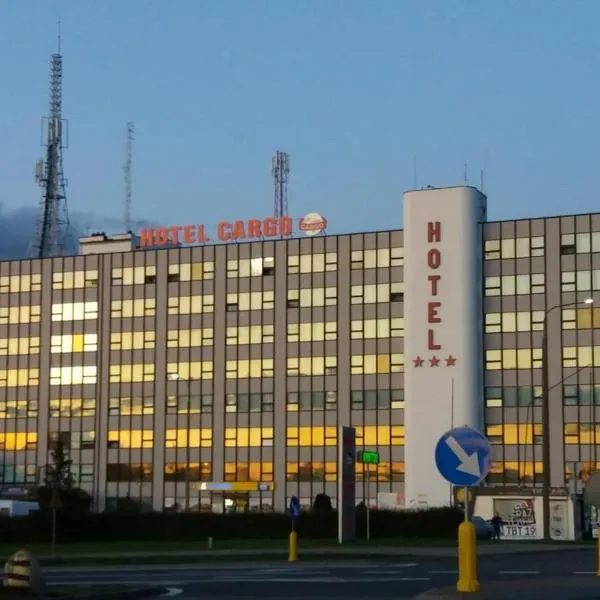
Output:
[[472, 516, 494, 539]]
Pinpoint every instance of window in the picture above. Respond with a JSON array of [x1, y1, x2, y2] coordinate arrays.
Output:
[[350, 248, 403, 269], [287, 391, 336, 411], [485, 349, 542, 370], [484, 386, 541, 407], [166, 394, 212, 414], [286, 426, 338, 447], [225, 359, 274, 378], [484, 311, 544, 333], [49, 366, 96, 386], [563, 307, 600, 330], [111, 299, 156, 318], [351, 389, 404, 410], [226, 258, 275, 278], [351, 318, 404, 338], [166, 361, 214, 380], [52, 270, 98, 289], [0, 337, 40, 355], [287, 321, 337, 342], [287, 253, 337, 273], [560, 232, 600, 255], [165, 428, 212, 448], [49, 398, 96, 417], [226, 325, 274, 344], [486, 424, 543, 445], [108, 430, 154, 449], [112, 265, 157, 285], [0, 432, 37, 451], [287, 287, 336, 308], [167, 295, 214, 314], [286, 356, 337, 376], [350, 354, 404, 374], [109, 363, 155, 383], [484, 274, 544, 296], [484, 239, 500, 260], [0, 400, 38, 418], [51, 302, 97, 322], [108, 396, 154, 416], [225, 291, 275, 311], [225, 393, 274, 413], [167, 328, 213, 347], [562, 346, 600, 368], [0, 305, 41, 324], [0, 273, 42, 293], [350, 283, 403, 304], [224, 427, 274, 447], [561, 270, 600, 293], [487, 236, 545, 259], [167, 262, 214, 281], [51, 334, 98, 353], [110, 331, 155, 350]]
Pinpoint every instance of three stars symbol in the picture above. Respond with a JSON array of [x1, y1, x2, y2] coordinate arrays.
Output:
[[413, 355, 457, 368]]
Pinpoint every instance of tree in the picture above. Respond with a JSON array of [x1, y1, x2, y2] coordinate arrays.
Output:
[[44, 438, 74, 490], [313, 493, 333, 512]]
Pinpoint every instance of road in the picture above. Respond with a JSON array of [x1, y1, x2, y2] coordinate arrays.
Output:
[[43, 548, 600, 599]]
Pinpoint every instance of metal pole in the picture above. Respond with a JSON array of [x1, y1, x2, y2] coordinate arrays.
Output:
[[51, 506, 57, 557], [542, 312, 551, 541], [464, 487, 470, 521], [366, 466, 371, 542]]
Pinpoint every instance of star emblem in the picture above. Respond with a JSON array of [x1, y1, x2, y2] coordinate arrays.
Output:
[[445, 355, 457, 367], [413, 356, 424, 367], [429, 356, 440, 367]]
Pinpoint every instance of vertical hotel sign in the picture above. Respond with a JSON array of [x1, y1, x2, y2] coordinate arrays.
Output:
[[338, 426, 356, 543]]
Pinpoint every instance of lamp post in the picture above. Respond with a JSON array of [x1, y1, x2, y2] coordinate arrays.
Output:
[[541, 297, 593, 541]]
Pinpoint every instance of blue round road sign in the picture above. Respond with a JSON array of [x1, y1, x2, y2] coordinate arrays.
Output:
[[289, 495, 300, 521], [434, 426, 492, 487]]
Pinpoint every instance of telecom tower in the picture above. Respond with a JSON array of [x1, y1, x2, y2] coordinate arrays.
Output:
[[124, 122, 134, 232], [31, 34, 71, 259], [272, 150, 290, 220]]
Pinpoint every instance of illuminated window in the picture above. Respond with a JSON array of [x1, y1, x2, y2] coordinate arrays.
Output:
[[108, 396, 154, 416], [0, 274, 42, 294], [111, 299, 156, 318], [350, 283, 403, 304], [167, 262, 214, 281], [287, 253, 338, 274], [227, 258, 275, 278], [486, 424, 543, 445], [351, 318, 404, 339], [49, 398, 96, 418], [287, 287, 337, 308], [225, 291, 275, 311], [484, 311, 544, 333], [167, 295, 214, 314], [287, 391, 336, 411], [562, 346, 600, 368], [109, 363, 155, 383], [166, 361, 214, 380], [0, 400, 38, 419], [286, 356, 337, 376], [485, 349, 542, 370], [51, 334, 98, 353], [224, 427, 274, 447], [167, 328, 213, 347], [112, 265, 157, 285], [226, 325, 274, 344], [52, 270, 98, 289], [350, 354, 404, 374], [110, 331, 155, 350], [0, 369, 40, 388], [355, 425, 404, 446], [0, 305, 41, 324], [51, 302, 97, 321], [108, 430, 154, 449], [287, 321, 337, 342], [0, 337, 40, 356], [563, 307, 600, 330], [165, 428, 212, 448], [50, 366, 96, 385], [0, 432, 37, 451], [564, 423, 600, 445], [224, 462, 273, 482], [225, 359, 274, 378]]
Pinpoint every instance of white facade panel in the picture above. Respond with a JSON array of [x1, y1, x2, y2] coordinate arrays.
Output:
[[403, 186, 487, 508]]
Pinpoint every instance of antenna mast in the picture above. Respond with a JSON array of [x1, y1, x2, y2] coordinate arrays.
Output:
[[31, 25, 71, 258], [124, 122, 134, 232], [272, 150, 290, 220]]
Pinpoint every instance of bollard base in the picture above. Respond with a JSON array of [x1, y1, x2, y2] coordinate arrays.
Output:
[[457, 578, 480, 593], [288, 531, 298, 562], [456, 520, 479, 594]]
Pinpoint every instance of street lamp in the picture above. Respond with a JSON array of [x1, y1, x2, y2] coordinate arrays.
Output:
[[541, 297, 593, 541]]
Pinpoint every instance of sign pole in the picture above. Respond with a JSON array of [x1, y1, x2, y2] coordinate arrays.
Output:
[[288, 496, 300, 562], [366, 464, 371, 542]]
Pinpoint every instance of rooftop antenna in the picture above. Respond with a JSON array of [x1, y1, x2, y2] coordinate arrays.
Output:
[[412, 153, 417, 189], [463, 161, 469, 185], [30, 20, 72, 258], [272, 150, 290, 237], [480, 169, 485, 194], [124, 122, 134, 232]]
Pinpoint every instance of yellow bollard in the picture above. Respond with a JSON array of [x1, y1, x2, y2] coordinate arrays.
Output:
[[456, 519, 479, 593], [288, 530, 298, 562]]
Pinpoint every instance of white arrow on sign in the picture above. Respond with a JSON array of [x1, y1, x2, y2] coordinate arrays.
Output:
[[445, 435, 480, 478]]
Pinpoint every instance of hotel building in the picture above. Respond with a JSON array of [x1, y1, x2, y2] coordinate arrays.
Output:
[[0, 186, 598, 513]]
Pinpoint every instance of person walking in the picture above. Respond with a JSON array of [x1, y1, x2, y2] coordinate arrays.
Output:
[[491, 512, 503, 541]]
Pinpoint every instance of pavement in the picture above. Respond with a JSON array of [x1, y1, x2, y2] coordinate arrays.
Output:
[[41, 547, 600, 599]]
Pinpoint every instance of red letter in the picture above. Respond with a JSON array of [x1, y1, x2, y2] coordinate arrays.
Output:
[[247, 219, 262, 239], [169, 226, 182, 244], [218, 221, 231, 241], [197, 225, 208, 243], [428, 274, 441, 296], [232, 221, 246, 240], [427, 248, 441, 269], [155, 228, 169, 245], [428, 329, 441, 350], [428, 302, 441, 323], [263, 217, 277, 237], [183, 225, 196, 244], [139, 228, 154, 247], [428, 221, 441, 243], [279, 216, 293, 236]]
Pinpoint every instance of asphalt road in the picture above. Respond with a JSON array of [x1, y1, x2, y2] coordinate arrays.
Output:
[[43, 549, 600, 599]]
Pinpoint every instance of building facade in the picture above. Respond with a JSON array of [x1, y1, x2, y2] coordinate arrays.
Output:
[[0, 186, 599, 513]]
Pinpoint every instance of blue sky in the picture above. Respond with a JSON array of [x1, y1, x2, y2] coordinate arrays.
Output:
[[0, 0, 598, 237]]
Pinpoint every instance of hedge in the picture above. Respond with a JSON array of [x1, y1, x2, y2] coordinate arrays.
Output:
[[0, 507, 462, 544]]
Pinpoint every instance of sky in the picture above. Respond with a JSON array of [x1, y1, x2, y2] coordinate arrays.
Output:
[[0, 0, 599, 249]]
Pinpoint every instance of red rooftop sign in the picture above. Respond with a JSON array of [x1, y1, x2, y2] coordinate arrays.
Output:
[[139, 213, 327, 247]]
